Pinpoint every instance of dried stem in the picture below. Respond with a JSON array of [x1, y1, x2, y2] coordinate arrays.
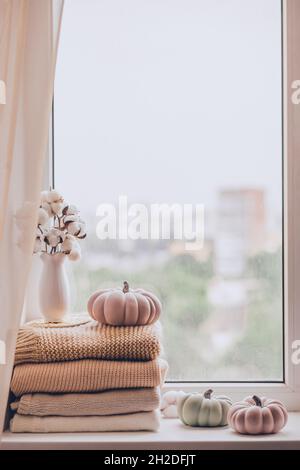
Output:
[[123, 281, 129, 293], [204, 389, 213, 399], [252, 395, 263, 407]]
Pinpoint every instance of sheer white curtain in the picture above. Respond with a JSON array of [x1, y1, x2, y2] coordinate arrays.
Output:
[[0, 0, 64, 437]]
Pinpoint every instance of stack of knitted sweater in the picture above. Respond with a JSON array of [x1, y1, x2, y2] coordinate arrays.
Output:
[[9, 315, 167, 432]]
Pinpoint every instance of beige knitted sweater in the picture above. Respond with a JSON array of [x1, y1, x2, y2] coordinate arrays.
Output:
[[11, 388, 161, 416], [14, 316, 161, 364], [11, 358, 168, 397]]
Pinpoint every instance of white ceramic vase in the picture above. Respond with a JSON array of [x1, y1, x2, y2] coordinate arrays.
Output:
[[39, 252, 70, 322]]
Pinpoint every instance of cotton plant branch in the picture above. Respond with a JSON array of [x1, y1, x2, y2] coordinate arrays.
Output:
[[33, 189, 87, 261]]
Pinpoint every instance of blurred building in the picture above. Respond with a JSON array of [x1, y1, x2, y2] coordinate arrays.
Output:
[[215, 189, 266, 277]]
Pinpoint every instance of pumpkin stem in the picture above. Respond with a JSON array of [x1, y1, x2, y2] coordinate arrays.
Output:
[[204, 389, 213, 399], [123, 281, 129, 293], [252, 395, 262, 407]]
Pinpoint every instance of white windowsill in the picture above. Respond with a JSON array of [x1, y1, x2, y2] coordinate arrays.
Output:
[[1, 412, 300, 450]]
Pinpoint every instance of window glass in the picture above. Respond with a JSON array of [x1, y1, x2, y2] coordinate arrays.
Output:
[[55, 0, 283, 381]]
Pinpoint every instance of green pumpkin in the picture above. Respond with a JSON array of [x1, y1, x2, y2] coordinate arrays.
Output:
[[177, 389, 232, 427]]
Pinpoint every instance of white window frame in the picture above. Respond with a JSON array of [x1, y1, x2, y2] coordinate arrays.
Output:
[[46, 0, 300, 411]]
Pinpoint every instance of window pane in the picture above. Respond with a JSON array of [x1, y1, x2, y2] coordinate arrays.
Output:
[[55, 0, 283, 381]]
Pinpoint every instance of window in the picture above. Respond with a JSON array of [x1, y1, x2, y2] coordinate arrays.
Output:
[[54, 0, 284, 381]]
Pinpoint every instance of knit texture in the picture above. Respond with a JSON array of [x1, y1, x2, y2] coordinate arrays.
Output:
[[11, 388, 161, 416], [10, 410, 160, 433], [14, 316, 161, 364], [11, 358, 168, 397]]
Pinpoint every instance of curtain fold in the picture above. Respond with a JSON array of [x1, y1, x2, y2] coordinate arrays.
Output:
[[0, 0, 64, 438]]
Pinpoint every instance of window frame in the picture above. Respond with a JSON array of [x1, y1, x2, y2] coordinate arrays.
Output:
[[46, 0, 300, 410]]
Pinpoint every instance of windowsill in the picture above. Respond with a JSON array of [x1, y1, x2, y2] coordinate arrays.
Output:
[[1, 412, 300, 450]]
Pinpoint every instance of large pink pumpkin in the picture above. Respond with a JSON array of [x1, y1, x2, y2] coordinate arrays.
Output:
[[87, 281, 162, 326], [228, 395, 288, 435]]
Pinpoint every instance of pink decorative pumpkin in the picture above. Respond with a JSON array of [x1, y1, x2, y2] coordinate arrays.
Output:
[[228, 395, 288, 435], [87, 281, 162, 326]]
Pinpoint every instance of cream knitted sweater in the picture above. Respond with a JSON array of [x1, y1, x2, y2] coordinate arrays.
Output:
[[14, 316, 161, 364], [10, 410, 161, 433]]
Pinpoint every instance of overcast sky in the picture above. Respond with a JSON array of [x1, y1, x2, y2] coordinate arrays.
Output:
[[55, 0, 282, 219]]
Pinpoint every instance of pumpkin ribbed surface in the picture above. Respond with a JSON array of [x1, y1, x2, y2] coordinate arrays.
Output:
[[14, 316, 161, 364], [87, 283, 162, 326], [177, 390, 232, 427], [228, 396, 288, 434]]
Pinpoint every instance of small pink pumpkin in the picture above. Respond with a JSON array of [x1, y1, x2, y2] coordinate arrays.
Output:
[[87, 281, 162, 326], [228, 395, 288, 435]]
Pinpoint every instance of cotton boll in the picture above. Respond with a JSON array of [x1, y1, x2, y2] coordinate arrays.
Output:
[[37, 207, 49, 226], [61, 235, 76, 253], [67, 221, 81, 236], [51, 201, 63, 216], [161, 391, 186, 418], [41, 201, 53, 217], [65, 214, 86, 234], [63, 214, 79, 225], [68, 220, 86, 238], [76, 219, 87, 239], [76, 226, 87, 239], [161, 391, 178, 417], [67, 221, 80, 235], [45, 228, 63, 248], [162, 404, 178, 419], [69, 205, 79, 215], [62, 204, 79, 216], [46, 189, 63, 204], [68, 249, 81, 261], [58, 231, 67, 242]]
